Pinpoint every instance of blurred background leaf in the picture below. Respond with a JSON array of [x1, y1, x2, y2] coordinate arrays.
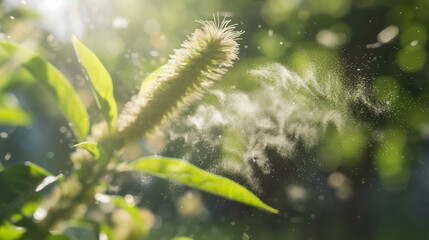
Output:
[[0, 162, 50, 222], [0, 40, 89, 141]]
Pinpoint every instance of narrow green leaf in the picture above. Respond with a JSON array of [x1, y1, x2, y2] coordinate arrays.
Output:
[[0, 162, 52, 222], [0, 40, 89, 141], [72, 36, 117, 132], [0, 106, 32, 126], [131, 156, 279, 214], [74, 142, 101, 159]]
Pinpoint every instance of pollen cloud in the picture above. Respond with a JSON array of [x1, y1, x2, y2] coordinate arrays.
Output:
[[162, 63, 383, 191]]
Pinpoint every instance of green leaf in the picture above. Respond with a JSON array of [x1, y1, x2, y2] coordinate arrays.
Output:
[[140, 66, 162, 91], [13, 215, 48, 239], [131, 156, 279, 214], [0, 40, 89, 141], [0, 221, 25, 239], [0, 93, 32, 126], [100, 223, 114, 240], [0, 106, 32, 126], [73, 142, 101, 159], [72, 36, 117, 132], [73, 142, 109, 166], [0, 67, 34, 91], [0, 162, 58, 222]]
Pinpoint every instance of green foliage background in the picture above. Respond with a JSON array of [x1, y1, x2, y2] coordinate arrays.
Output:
[[1, 0, 429, 239]]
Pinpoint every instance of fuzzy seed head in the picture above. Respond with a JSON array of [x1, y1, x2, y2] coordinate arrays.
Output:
[[116, 18, 243, 141]]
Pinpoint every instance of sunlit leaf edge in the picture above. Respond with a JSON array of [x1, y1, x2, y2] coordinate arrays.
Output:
[[131, 156, 278, 214], [0, 106, 32, 126], [72, 36, 117, 133], [73, 142, 100, 159]]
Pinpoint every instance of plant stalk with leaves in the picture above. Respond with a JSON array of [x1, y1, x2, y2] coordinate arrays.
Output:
[[0, 18, 277, 240]]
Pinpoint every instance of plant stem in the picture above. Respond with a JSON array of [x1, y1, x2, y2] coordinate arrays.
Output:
[[39, 139, 120, 238]]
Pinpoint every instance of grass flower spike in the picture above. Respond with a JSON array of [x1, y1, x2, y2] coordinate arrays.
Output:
[[116, 17, 243, 141]]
